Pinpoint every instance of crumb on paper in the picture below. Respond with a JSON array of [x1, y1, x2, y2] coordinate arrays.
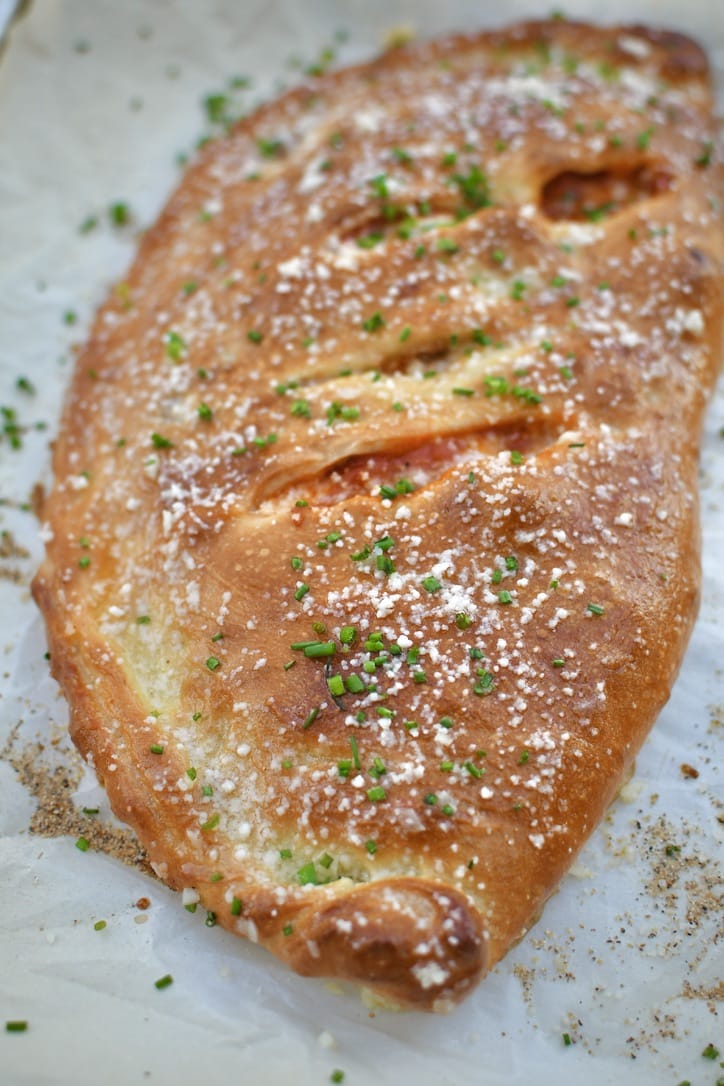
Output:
[[618, 778, 644, 803], [383, 25, 415, 50], [0, 529, 30, 584], [2, 732, 151, 874]]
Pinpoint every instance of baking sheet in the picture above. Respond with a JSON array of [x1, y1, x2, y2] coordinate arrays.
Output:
[[0, 2, 722, 1084]]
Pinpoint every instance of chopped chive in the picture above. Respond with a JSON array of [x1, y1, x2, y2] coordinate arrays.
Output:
[[327, 674, 345, 697], [149, 744, 164, 755], [230, 896, 243, 916], [93, 920, 107, 931], [302, 706, 321, 730], [165, 330, 186, 361], [303, 641, 335, 658], [247, 329, 263, 343], [636, 127, 654, 151], [357, 232, 384, 249], [484, 375, 509, 397], [695, 140, 713, 168], [75, 836, 90, 852], [349, 736, 361, 769], [497, 590, 513, 605], [345, 673, 365, 694], [365, 840, 377, 855], [294, 583, 310, 601], [422, 575, 442, 592], [296, 862, 318, 886], [587, 602, 605, 616], [201, 813, 220, 831], [205, 656, 221, 671], [151, 432, 173, 449], [361, 311, 385, 333], [366, 785, 387, 802], [326, 401, 360, 424], [5, 1021, 28, 1032], [369, 173, 389, 198], [473, 671, 495, 695], [110, 201, 131, 226], [369, 757, 386, 779]]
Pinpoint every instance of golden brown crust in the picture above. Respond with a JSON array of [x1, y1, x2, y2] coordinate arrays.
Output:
[[33, 18, 723, 1010]]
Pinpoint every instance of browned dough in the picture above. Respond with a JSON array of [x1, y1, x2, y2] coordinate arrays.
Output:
[[33, 19, 723, 1010]]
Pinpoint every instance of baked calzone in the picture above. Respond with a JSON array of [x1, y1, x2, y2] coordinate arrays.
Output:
[[33, 19, 723, 1010]]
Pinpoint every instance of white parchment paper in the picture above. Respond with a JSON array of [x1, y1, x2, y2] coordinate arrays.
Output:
[[0, 3, 722, 1084]]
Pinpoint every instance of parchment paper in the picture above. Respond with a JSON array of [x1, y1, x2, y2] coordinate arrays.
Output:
[[0, 3, 722, 1084]]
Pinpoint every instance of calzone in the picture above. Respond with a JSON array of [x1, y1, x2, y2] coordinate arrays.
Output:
[[34, 19, 723, 1010]]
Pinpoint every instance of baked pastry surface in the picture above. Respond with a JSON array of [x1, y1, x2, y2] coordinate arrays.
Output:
[[33, 19, 723, 1010]]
